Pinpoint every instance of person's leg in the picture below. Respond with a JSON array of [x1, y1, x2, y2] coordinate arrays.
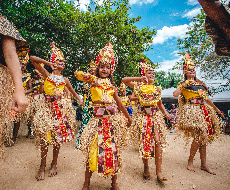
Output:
[[82, 165, 93, 190], [48, 144, 60, 177], [199, 144, 216, 175], [142, 158, 150, 180], [155, 124, 167, 181], [111, 175, 120, 190], [36, 141, 48, 180], [187, 140, 200, 171], [13, 122, 20, 142]]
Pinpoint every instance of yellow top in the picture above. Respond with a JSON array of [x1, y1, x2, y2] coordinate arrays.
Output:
[[182, 88, 207, 100], [134, 82, 161, 106], [22, 73, 31, 91], [44, 74, 66, 96], [90, 78, 115, 102]]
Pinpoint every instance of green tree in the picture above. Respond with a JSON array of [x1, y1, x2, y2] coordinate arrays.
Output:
[[1, 0, 155, 85], [155, 71, 182, 89], [176, 6, 230, 94]]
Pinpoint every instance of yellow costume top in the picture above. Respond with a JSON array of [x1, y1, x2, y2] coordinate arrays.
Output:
[[44, 74, 66, 96], [22, 73, 31, 91], [32, 79, 42, 92], [90, 78, 115, 103], [134, 82, 161, 106], [181, 85, 207, 100], [120, 96, 129, 106]]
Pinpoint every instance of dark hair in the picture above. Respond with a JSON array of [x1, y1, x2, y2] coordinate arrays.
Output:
[[95, 63, 115, 85]]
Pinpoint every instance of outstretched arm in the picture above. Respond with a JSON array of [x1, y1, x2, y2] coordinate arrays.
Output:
[[2, 35, 28, 113], [65, 77, 83, 106], [157, 100, 171, 120], [30, 55, 53, 79], [113, 90, 132, 126], [122, 76, 146, 88]]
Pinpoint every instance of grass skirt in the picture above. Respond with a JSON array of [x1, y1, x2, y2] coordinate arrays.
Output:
[[32, 95, 76, 146], [0, 65, 13, 158], [130, 104, 167, 159], [176, 101, 222, 145], [79, 104, 129, 176]]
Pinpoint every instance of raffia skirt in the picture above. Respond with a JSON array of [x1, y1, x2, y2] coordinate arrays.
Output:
[[130, 104, 167, 159], [176, 102, 222, 145], [0, 65, 13, 157], [32, 95, 76, 146], [79, 104, 129, 177]]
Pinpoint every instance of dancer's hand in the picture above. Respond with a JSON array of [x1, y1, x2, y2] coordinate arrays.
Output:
[[78, 100, 84, 107], [11, 90, 28, 113], [127, 118, 132, 127], [50, 62, 57, 70], [188, 80, 196, 86], [91, 79, 99, 88], [140, 76, 148, 84], [165, 112, 171, 120]]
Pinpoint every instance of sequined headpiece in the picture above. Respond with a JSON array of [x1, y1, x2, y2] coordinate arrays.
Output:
[[183, 53, 195, 71], [138, 59, 154, 76], [18, 49, 30, 65], [120, 82, 126, 92], [47, 43, 64, 63], [88, 61, 96, 72], [94, 42, 118, 74]]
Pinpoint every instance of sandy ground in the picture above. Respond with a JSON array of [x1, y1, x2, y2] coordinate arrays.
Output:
[[0, 122, 230, 190]]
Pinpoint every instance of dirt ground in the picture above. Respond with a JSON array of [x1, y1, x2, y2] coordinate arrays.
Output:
[[0, 122, 229, 190]]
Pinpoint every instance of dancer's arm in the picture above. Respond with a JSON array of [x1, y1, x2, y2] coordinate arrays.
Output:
[[206, 97, 225, 118], [157, 100, 171, 120], [2, 35, 28, 113], [128, 92, 138, 101], [30, 56, 53, 79], [113, 90, 132, 126], [65, 77, 84, 106], [122, 77, 147, 88]]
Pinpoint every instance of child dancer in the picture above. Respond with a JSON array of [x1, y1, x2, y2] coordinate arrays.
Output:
[[74, 43, 132, 190], [173, 54, 223, 175], [122, 59, 171, 181], [0, 15, 29, 152], [30, 43, 83, 180], [76, 61, 96, 148]]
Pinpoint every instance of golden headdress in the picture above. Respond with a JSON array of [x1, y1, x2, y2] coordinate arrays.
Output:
[[88, 61, 96, 72], [183, 53, 195, 71], [47, 42, 64, 63], [94, 42, 118, 74], [18, 49, 30, 65], [120, 82, 126, 92], [138, 59, 154, 76]]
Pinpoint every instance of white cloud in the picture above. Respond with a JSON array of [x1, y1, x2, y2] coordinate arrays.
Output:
[[183, 8, 201, 18], [129, 0, 158, 5], [156, 57, 182, 72], [186, 0, 199, 6], [152, 24, 189, 45], [170, 50, 180, 56]]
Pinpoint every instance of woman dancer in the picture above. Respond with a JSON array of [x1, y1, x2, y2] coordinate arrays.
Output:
[[30, 43, 83, 180], [122, 59, 171, 181], [74, 43, 132, 190], [173, 53, 223, 175], [0, 15, 29, 153]]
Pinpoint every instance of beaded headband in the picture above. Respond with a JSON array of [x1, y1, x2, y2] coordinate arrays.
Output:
[[47, 43, 64, 63], [138, 59, 154, 76], [18, 49, 30, 65], [94, 42, 118, 74], [120, 82, 126, 91]]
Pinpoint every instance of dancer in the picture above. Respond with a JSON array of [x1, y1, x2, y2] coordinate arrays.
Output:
[[74, 43, 132, 190], [122, 59, 171, 181], [0, 15, 29, 153], [173, 53, 223, 175], [76, 61, 96, 148], [169, 104, 177, 129], [30, 43, 83, 180]]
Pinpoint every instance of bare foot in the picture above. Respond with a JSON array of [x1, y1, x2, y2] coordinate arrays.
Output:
[[200, 166, 216, 175], [82, 183, 89, 190], [187, 161, 195, 172], [143, 166, 150, 180], [111, 183, 120, 190], [36, 169, 45, 181], [157, 173, 167, 181], [48, 165, 57, 177]]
